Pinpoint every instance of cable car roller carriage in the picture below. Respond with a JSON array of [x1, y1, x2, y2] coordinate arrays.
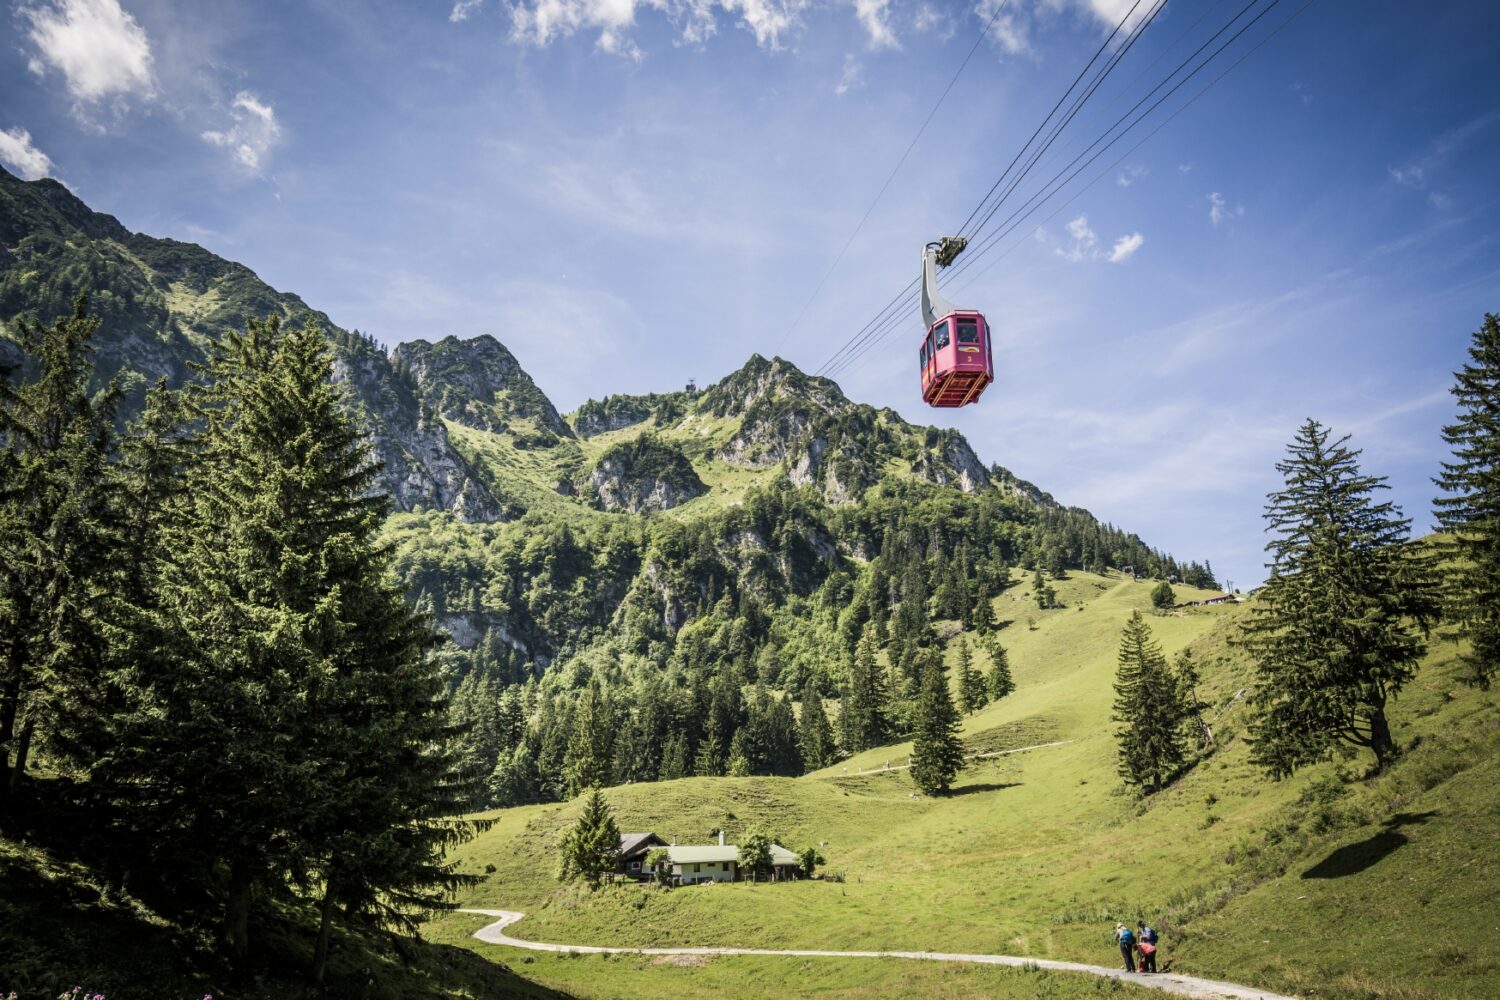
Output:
[[918, 236, 993, 408]]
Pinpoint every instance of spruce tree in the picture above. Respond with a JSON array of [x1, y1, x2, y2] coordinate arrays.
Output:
[[971, 589, 995, 634], [565, 678, 615, 795], [557, 788, 621, 888], [0, 295, 122, 791], [986, 638, 1015, 701], [103, 318, 482, 973], [844, 624, 890, 751], [909, 647, 966, 795], [659, 730, 690, 780], [1033, 567, 1055, 610], [1112, 611, 1186, 792], [957, 636, 987, 714], [1241, 419, 1434, 777], [1434, 313, 1500, 688], [798, 686, 837, 771]]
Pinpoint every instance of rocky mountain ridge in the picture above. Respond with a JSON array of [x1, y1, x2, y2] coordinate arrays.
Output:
[[0, 166, 499, 519], [2, 164, 1051, 527]]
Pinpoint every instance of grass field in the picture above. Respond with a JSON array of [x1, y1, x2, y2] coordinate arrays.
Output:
[[437, 571, 1500, 999]]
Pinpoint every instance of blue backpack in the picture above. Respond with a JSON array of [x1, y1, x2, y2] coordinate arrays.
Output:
[[1120, 928, 1135, 944]]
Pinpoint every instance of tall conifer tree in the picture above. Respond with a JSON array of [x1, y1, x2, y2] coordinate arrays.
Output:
[[986, 638, 1015, 701], [0, 295, 121, 791], [798, 686, 837, 772], [1434, 313, 1500, 688], [1241, 419, 1435, 777], [103, 318, 482, 973], [957, 636, 987, 715], [843, 624, 890, 751], [1112, 611, 1186, 792], [910, 647, 965, 795]]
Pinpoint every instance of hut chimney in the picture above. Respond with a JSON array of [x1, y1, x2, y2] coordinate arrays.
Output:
[[718, 829, 726, 847]]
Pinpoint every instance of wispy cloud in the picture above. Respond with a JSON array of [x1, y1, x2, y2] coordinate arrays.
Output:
[[1116, 164, 1147, 187], [201, 91, 282, 172], [834, 54, 863, 96], [1051, 214, 1142, 263], [0, 127, 55, 180], [911, 2, 952, 36], [21, 0, 155, 109], [1208, 191, 1243, 226], [1107, 232, 1143, 263], [1387, 111, 1500, 211], [482, 136, 773, 250], [852, 0, 898, 48], [450, 0, 484, 22], [505, 0, 821, 54], [1056, 214, 1097, 262], [977, 0, 1030, 55]]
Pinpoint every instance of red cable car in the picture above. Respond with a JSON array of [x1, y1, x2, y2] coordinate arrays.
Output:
[[919, 237, 993, 408]]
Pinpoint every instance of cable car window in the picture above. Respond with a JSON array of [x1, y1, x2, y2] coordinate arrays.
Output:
[[934, 321, 950, 348], [956, 319, 980, 344], [920, 343, 928, 367]]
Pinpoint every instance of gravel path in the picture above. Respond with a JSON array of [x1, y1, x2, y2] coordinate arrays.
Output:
[[458, 908, 1297, 1000]]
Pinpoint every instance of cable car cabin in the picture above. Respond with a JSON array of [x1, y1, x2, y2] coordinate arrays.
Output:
[[919, 310, 993, 407]]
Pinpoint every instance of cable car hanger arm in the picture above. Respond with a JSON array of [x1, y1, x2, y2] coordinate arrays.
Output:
[[920, 236, 967, 330]]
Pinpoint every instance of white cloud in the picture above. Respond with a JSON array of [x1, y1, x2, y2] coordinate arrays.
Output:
[[450, 0, 484, 21], [1208, 191, 1243, 226], [1116, 164, 1147, 187], [1056, 214, 1097, 262], [506, 0, 814, 53], [1177, 162, 1193, 174], [1107, 231, 1143, 263], [0, 127, 56, 180], [834, 54, 863, 96], [852, 0, 898, 48], [22, 0, 155, 103], [1389, 165, 1424, 188], [1050, 214, 1142, 263], [201, 91, 282, 172], [1386, 111, 1500, 211], [911, 2, 951, 35], [969, 0, 1029, 53]]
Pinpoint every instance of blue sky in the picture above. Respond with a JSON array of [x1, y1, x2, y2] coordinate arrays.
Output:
[[3, 0, 1498, 588]]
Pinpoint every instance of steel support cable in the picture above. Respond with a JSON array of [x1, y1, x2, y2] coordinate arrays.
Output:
[[820, 0, 1165, 380], [954, 0, 1148, 239], [961, 0, 1268, 249], [815, 0, 1152, 378], [825, 0, 1294, 382], [958, 0, 1167, 245], [822, 0, 1284, 381], [772, 0, 1016, 356], [812, 276, 919, 377], [947, 0, 1316, 301]]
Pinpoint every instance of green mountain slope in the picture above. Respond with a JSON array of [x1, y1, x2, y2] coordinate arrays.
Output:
[[0, 165, 500, 519], [436, 571, 1499, 1000]]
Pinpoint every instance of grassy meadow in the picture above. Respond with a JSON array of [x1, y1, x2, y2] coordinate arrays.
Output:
[[436, 571, 1500, 999]]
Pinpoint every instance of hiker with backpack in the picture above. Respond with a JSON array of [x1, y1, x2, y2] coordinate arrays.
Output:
[[1114, 923, 1136, 972], [1136, 921, 1159, 973]]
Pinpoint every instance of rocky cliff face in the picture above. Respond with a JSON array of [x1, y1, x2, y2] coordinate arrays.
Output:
[[393, 335, 572, 441], [570, 391, 691, 438], [0, 166, 500, 521], [586, 434, 707, 513], [694, 354, 993, 502]]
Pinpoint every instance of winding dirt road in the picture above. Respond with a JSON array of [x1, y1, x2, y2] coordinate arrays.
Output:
[[458, 908, 1297, 1000]]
